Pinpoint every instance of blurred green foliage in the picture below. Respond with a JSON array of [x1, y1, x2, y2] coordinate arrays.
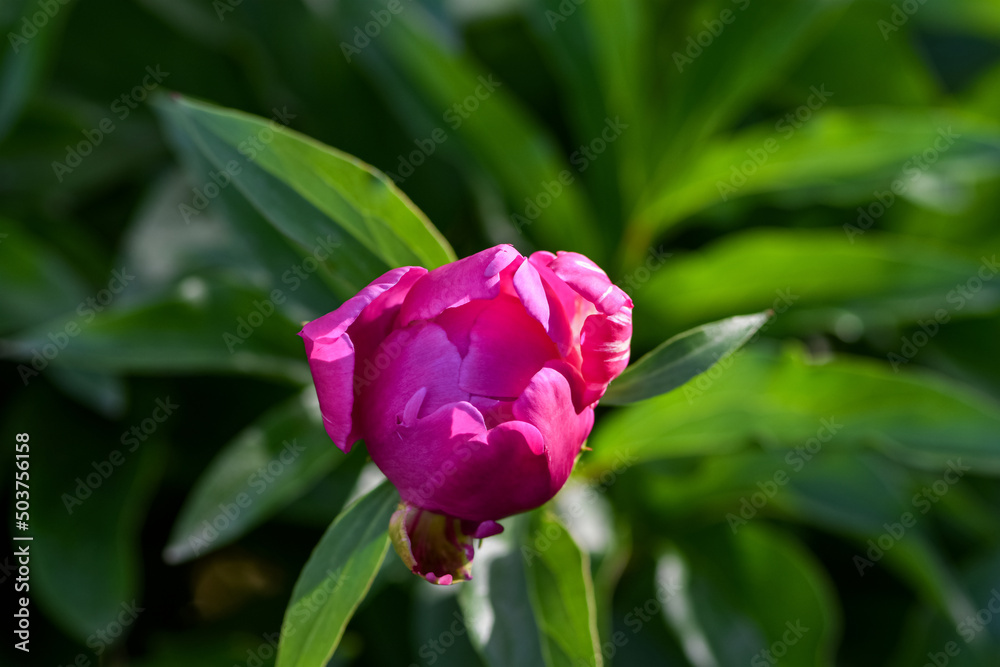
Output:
[[2, 0, 1000, 665]]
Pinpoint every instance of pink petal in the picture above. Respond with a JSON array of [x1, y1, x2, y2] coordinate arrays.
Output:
[[543, 359, 588, 413], [372, 401, 490, 513], [463, 519, 504, 539], [348, 266, 426, 365], [580, 308, 633, 405], [459, 295, 560, 399], [512, 258, 550, 332], [374, 396, 555, 521], [434, 299, 490, 357], [375, 369, 595, 522], [398, 245, 520, 326], [491, 420, 545, 456], [513, 367, 596, 492], [529, 252, 592, 362], [299, 266, 425, 452], [469, 396, 516, 428], [358, 322, 468, 449], [548, 251, 633, 315]]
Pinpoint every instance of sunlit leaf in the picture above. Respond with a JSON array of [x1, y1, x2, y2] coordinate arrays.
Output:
[[155, 94, 455, 278], [586, 345, 1000, 473], [603, 311, 771, 405], [276, 482, 398, 667]]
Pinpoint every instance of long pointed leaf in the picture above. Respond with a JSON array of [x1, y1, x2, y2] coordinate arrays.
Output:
[[276, 482, 398, 667], [156, 94, 455, 275], [603, 311, 771, 405]]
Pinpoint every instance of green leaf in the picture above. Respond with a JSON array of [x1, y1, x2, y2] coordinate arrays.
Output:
[[277, 481, 398, 667], [919, 0, 1000, 39], [0, 0, 71, 140], [459, 514, 547, 667], [8, 385, 162, 643], [652, 0, 845, 162], [411, 587, 486, 667], [634, 109, 1000, 240], [157, 106, 378, 304], [460, 511, 603, 667], [47, 367, 127, 419], [659, 523, 840, 667], [520, 0, 624, 233], [164, 390, 347, 564], [772, 453, 978, 627], [0, 218, 89, 336], [780, 3, 938, 109], [889, 544, 1000, 666], [1, 278, 309, 383], [117, 169, 340, 317], [603, 311, 771, 405], [524, 511, 604, 667], [155, 94, 455, 275], [627, 447, 980, 632], [584, 345, 1000, 473], [578, 0, 653, 209], [631, 228, 997, 345], [329, 1, 606, 258]]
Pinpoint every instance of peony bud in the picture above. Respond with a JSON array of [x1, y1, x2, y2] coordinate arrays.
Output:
[[300, 245, 632, 583]]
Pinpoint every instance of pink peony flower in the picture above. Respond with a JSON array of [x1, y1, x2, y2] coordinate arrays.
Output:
[[299, 245, 632, 584]]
